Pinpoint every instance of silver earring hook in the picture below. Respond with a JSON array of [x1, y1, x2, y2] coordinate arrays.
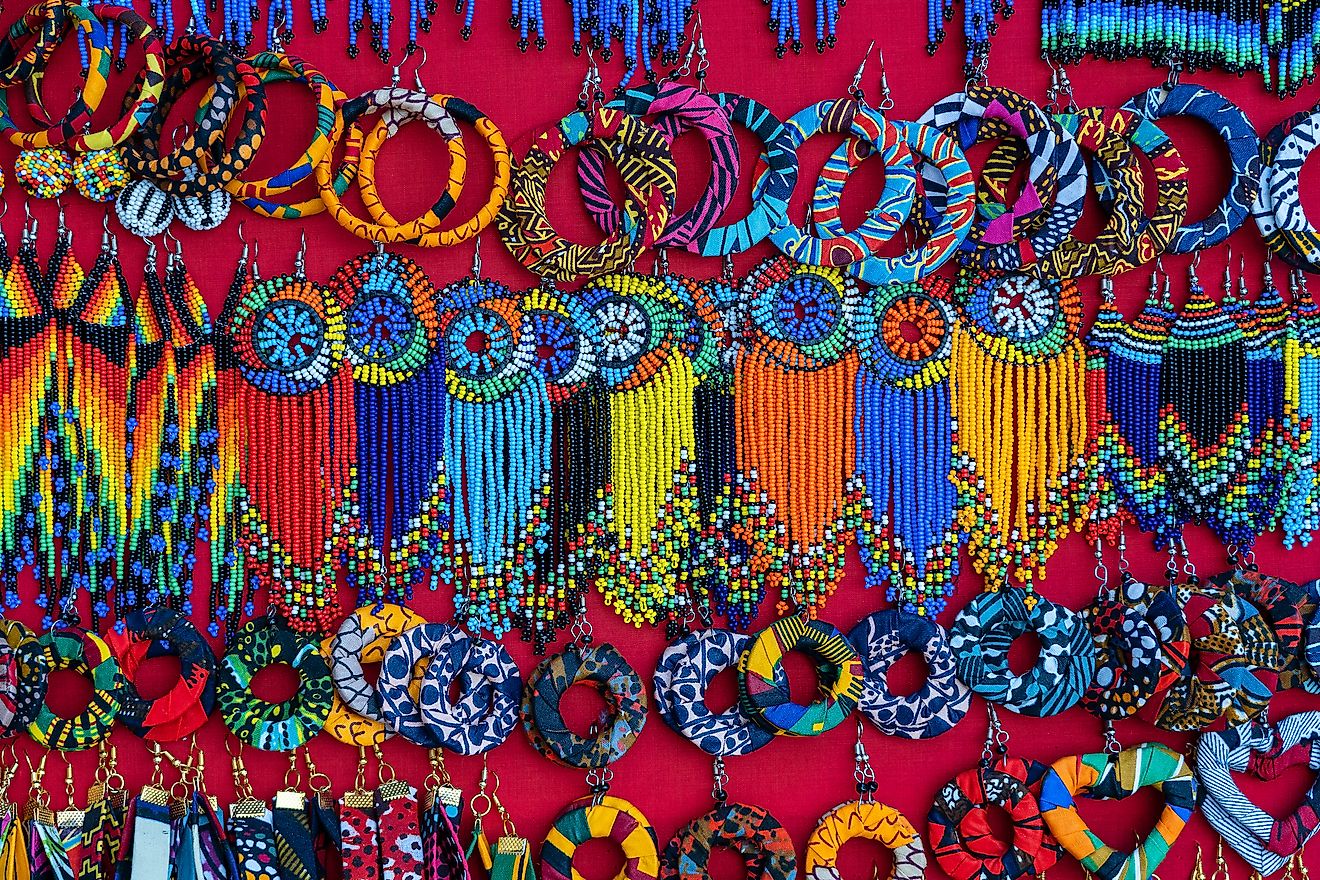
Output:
[[876, 48, 893, 110], [848, 39, 875, 102], [294, 230, 306, 278], [412, 46, 428, 90], [471, 235, 482, 277]]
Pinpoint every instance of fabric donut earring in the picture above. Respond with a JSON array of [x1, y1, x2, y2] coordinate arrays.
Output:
[[847, 610, 969, 740], [928, 710, 1063, 880], [852, 276, 960, 614], [217, 616, 333, 750], [951, 269, 1087, 589], [738, 614, 862, 737], [735, 257, 860, 613], [329, 249, 450, 606], [437, 269, 552, 641], [225, 235, 355, 633]]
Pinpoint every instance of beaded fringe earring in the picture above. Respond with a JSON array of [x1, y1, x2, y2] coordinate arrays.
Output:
[[853, 277, 960, 618], [1083, 274, 1176, 549], [123, 238, 217, 617], [687, 272, 785, 632], [56, 217, 130, 624], [1158, 262, 1255, 547], [210, 237, 257, 639], [951, 269, 1088, 593], [0, 211, 55, 609], [520, 281, 600, 651], [438, 275, 552, 641], [736, 257, 859, 616], [580, 271, 701, 630], [226, 238, 356, 633], [331, 250, 450, 609], [1281, 270, 1320, 544]]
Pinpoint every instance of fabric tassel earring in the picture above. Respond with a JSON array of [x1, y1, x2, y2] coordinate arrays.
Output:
[[579, 270, 701, 630], [853, 277, 960, 617], [735, 256, 859, 616], [0, 206, 48, 610], [437, 271, 552, 640], [225, 234, 355, 633], [330, 249, 449, 608], [68, 741, 128, 880], [520, 279, 600, 651], [950, 268, 1088, 593], [421, 749, 469, 880], [688, 269, 785, 632], [1083, 272, 1176, 548]]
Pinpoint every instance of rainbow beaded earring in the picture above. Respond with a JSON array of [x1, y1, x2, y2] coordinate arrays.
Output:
[[437, 269, 552, 641], [735, 257, 860, 615], [519, 277, 600, 650], [329, 249, 450, 608], [951, 269, 1088, 593], [0, 208, 50, 606], [123, 236, 217, 617], [1281, 271, 1320, 544], [1082, 272, 1176, 549]]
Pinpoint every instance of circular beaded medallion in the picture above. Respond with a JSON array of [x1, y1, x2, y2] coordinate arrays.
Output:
[[72, 148, 129, 202], [332, 251, 439, 386], [15, 145, 71, 198], [229, 275, 346, 395], [956, 270, 1083, 363], [578, 273, 686, 391], [437, 277, 537, 402], [520, 285, 599, 401], [742, 257, 856, 372], [853, 277, 954, 387]]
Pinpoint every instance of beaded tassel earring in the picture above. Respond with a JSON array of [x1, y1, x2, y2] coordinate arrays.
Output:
[[687, 268, 786, 632], [226, 235, 355, 633], [329, 248, 450, 608], [520, 278, 601, 651], [1281, 270, 1320, 544], [735, 256, 859, 615], [1233, 258, 1296, 544], [579, 270, 701, 630], [56, 215, 130, 624], [950, 269, 1088, 593], [930, 0, 1012, 78], [437, 272, 552, 641], [0, 207, 51, 610], [766, 0, 843, 55], [852, 277, 960, 618], [125, 237, 202, 614], [211, 229, 257, 639], [1083, 273, 1176, 550], [348, 0, 421, 60], [1158, 260, 1254, 547], [568, 0, 691, 85]]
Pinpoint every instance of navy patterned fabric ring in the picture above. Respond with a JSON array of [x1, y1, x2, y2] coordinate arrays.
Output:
[[1121, 83, 1260, 254], [847, 610, 970, 739], [949, 590, 1096, 717], [420, 634, 522, 755], [522, 642, 649, 769], [377, 621, 464, 748], [653, 629, 773, 756]]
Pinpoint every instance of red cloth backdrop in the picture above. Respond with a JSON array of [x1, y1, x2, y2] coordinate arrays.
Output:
[[10, 0, 1320, 878]]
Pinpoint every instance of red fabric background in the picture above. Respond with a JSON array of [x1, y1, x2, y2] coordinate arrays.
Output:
[[10, 0, 1320, 878]]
